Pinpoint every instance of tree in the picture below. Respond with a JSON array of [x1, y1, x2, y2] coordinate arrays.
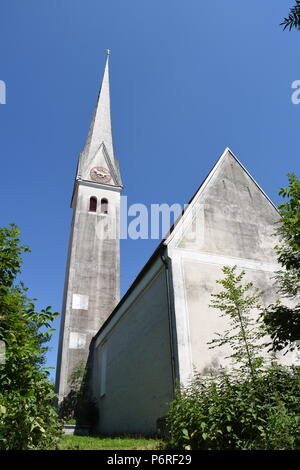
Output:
[[276, 173, 300, 271], [281, 1, 300, 30], [261, 174, 300, 353], [208, 265, 266, 380], [0, 224, 61, 450]]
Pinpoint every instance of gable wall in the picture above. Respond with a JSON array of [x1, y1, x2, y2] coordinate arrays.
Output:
[[168, 151, 293, 383]]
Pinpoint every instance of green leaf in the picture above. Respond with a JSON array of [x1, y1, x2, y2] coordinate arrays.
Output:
[[0, 405, 6, 414]]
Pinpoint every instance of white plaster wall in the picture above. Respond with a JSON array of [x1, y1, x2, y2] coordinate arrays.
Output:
[[93, 266, 174, 435]]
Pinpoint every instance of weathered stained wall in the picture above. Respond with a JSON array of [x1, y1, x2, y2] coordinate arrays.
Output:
[[93, 263, 174, 435], [168, 150, 293, 382], [178, 152, 278, 261]]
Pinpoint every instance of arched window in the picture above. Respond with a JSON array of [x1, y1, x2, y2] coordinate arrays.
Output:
[[101, 198, 108, 214], [89, 196, 97, 212]]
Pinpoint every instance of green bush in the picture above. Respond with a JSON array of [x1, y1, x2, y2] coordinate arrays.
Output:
[[166, 266, 300, 450], [0, 379, 62, 450], [166, 365, 300, 450]]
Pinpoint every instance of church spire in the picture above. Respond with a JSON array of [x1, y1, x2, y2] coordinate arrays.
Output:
[[77, 50, 121, 186]]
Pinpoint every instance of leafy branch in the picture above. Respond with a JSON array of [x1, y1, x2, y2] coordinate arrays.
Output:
[[281, 1, 300, 31]]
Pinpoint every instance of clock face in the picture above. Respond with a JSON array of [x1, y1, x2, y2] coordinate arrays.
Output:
[[90, 166, 112, 184]]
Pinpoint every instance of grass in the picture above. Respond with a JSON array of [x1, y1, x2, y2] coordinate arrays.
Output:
[[58, 434, 161, 450]]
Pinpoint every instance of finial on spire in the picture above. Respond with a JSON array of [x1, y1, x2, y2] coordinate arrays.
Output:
[[106, 49, 111, 56]]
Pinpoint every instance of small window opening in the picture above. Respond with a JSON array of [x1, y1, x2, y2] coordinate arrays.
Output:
[[89, 196, 97, 212], [101, 198, 108, 214]]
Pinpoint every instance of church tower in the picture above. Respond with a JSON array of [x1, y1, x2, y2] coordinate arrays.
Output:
[[56, 51, 122, 402]]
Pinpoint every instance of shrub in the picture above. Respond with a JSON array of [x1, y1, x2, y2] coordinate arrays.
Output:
[[166, 365, 300, 450]]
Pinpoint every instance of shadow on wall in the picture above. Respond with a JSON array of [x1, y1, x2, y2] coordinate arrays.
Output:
[[59, 340, 99, 428]]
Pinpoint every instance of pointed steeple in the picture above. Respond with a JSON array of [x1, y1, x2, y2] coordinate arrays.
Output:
[[77, 50, 122, 186]]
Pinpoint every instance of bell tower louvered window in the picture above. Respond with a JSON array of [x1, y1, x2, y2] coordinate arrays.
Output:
[[89, 196, 97, 212]]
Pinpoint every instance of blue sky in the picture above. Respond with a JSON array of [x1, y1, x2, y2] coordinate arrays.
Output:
[[0, 1, 299, 381]]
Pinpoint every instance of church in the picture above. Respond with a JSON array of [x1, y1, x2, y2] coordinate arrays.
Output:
[[55, 52, 287, 434]]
